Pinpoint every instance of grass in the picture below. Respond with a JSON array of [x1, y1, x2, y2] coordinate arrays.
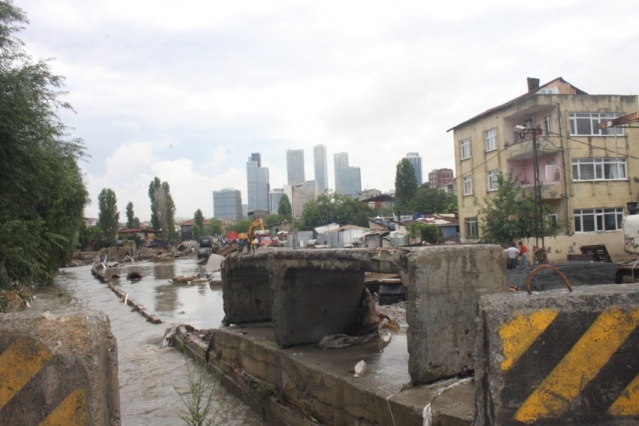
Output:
[[174, 360, 223, 426]]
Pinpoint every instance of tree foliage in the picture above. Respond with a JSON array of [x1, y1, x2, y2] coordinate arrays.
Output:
[[278, 194, 292, 221], [125, 201, 140, 228], [148, 177, 177, 241], [475, 171, 560, 245], [412, 187, 457, 215], [299, 193, 373, 230], [394, 158, 418, 214], [204, 218, 223, 237], [406, 222, 439, 244], [227, 219, 251, 233], [192, 209, 204, 241], [98, 188, 119, 245], [0, 1, 89, 287]]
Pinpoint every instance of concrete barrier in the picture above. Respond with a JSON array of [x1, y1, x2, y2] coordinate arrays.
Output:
[[0, 309, 120, 425], [222, 246, 505, 383], [475, 284, 639, 425], [403, 245, 505, 384]]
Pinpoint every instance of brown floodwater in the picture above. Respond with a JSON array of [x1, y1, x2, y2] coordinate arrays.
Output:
[[53, 260, 262, 426]]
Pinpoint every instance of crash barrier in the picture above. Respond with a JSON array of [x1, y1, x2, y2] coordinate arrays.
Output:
[[222, 245, 505, 384], [475, 284, 639, 425], [0, 309, 120, 425]]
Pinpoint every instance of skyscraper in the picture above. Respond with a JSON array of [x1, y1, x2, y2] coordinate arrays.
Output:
[[246, 153, 270, 213], [286, 149, 305, 186], [313, 144, 329, 194], [406, 152, 423, 185], [334, 152, 361, 198], [269, 188, 284, 215], [212, 189, 243, 222]]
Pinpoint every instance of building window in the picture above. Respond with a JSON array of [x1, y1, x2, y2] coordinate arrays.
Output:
[[574, 208, 624, 232], [463, 176, 473, 196], [572, 158, 627, 181], [569, 112, 623, 136], [544, 116, 552, 135], [460, 138, 471, 160], [488, 169, 499, 191], [465, 217, 478, 238], [485, 128, 497, 152], [539, 87, 558, 94]]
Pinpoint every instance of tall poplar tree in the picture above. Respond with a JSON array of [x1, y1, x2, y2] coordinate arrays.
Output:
[[394, 158, 418, 214], [148, 177, 177, 241], [98, 188, 119, 245]]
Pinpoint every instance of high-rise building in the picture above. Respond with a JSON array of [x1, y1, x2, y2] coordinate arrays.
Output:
[[212, 188, 243, 222], [269, 188, 284, 215], [406, 152, 423, 185], [334, 152, 361, 198], [246, 153, 270, 213], [286, 149, 305, 186], [313, 144, 329, 194]]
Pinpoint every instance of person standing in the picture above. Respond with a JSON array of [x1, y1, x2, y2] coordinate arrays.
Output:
[[504, 242, 520, 270], [518, 241, 528, 269]]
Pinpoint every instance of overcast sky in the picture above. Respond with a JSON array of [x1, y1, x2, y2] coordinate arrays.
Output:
[[17, 0, 639, 221]]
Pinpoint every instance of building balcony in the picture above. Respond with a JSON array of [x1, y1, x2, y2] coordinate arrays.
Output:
[[506, 135, 563, 161], [520, 181, 564, 200]]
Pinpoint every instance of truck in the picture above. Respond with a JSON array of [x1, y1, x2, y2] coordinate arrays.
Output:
[[615, 214, 639, 282]]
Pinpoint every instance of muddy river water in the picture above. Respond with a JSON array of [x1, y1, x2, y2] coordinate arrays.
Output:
[[50, 259, 262, 425]]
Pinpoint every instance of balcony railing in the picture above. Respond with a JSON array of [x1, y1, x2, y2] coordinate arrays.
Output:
[[506, 134, 562, 161], [519, 181, 564, 200]]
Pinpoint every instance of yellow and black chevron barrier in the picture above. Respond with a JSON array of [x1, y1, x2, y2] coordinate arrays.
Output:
[[0, 310, 119, 425], [482, 298, 639, 425], [0, 336, 88, 425]]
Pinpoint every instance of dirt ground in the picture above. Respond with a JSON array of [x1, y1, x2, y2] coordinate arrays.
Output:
[[506, 261, 620, 291]]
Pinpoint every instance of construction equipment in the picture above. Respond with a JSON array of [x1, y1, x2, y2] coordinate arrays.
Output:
[[615, 214, 639, 283]]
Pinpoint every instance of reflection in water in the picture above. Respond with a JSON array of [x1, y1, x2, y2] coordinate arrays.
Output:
[[154, 262, 176, 280], [154, 283, 180, 313]]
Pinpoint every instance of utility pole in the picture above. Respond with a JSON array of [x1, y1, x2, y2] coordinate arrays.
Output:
[[517, 123, 546, 262], [531, 124, 545, 254]]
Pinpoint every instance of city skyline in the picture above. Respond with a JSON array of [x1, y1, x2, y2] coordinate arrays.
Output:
[[24, 1, 637, 221]]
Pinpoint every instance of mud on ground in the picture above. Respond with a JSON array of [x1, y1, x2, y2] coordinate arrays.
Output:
[[506, 261, 620, 291]]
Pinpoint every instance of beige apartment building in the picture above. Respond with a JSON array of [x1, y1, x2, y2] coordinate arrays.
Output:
[[449, 77, 639, 262]]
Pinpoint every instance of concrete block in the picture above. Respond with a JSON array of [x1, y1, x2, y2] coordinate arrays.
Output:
[[272, 267, 365, 347], [404, 245, 505, 384], [0, 309, 120, 425], [475, 284, 639, 425], [222, 254, 272, 324]]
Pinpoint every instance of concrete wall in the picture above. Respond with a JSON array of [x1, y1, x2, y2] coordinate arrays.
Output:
[[475, 284, 639, 425], [0, 309, 120, 425], [222, 246, 505, 382]]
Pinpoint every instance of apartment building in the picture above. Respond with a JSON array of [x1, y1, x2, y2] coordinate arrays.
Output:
[[449, 77, 639, 261]]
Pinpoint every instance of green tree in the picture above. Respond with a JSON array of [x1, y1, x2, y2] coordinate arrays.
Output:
[[299, 193, 373, 230], [148, 177, 177, 241], [227, 219, 251, 234], [0, 1, 89, 287], [407, 222, 439, 244], [98, 188, 119, 245], [204, 218, 223, 236], [278, 194, 292, 221], [412, 187, 457, 215], [192, 209, 204, 241], [148, 177, 161, 230], [475, 171, 560, 244], [125, 201, 140, 228], [394, 158, 418, 215]]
